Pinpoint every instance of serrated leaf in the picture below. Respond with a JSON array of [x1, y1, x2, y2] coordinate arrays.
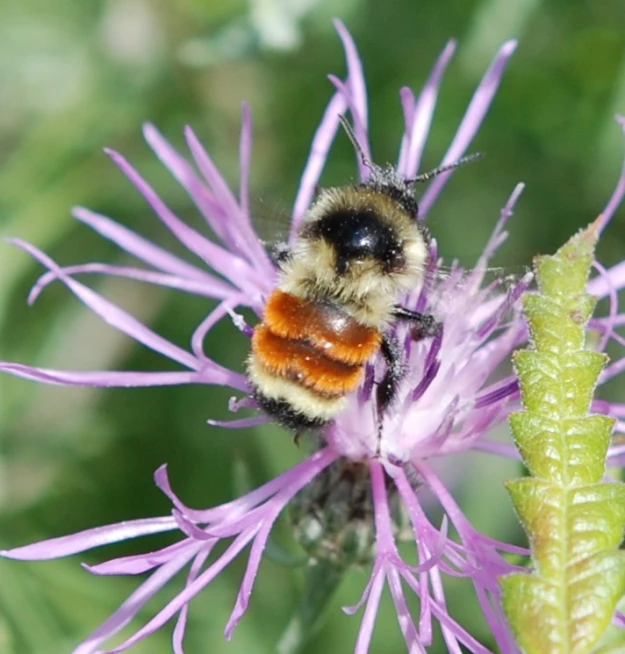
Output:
[[501, 220, 625, 654], [509, 413, 613, 484]]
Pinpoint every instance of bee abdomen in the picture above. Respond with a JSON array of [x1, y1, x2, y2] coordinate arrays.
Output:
[[263, 290, 381, 365], [253, 325, 363, 396], [248, 290, 382, 430]]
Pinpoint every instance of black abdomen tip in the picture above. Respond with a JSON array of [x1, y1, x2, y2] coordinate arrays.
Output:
[[253, 391, 329, 431]]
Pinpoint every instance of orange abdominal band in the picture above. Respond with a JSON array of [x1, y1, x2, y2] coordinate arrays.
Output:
[[252, 291, 382, 398], [262, 290, 381, 365]]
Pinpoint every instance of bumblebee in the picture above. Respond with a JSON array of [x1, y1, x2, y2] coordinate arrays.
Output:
[[248, 117, 478, 431]]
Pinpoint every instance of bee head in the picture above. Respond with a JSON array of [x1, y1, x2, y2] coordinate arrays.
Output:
[[338, 114, 483, 223]]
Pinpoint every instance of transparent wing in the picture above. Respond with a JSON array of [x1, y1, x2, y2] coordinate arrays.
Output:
[[250, 196, 294, 265]]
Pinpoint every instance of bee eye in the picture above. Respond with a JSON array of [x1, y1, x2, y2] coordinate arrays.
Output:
[[344, 223, 378, 256]]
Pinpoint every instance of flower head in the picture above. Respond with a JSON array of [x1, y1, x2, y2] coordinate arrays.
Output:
[[3, 20, 625, 654]]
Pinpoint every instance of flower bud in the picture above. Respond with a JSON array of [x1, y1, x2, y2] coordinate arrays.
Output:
[[290, 459, 401, 568]]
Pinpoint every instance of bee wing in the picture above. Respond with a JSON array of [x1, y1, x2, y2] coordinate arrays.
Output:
[[250, 196, 295, 265]]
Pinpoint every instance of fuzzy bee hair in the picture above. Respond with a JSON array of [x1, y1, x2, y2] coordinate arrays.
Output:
[[278, 185, 429, 328]]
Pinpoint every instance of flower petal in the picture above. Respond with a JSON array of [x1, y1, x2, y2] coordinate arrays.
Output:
[[85, 541, 195, 576], [72, 207, 224, 286], [105, 148, 261, 294], [1, 517, 177, 560], [73, 545, 202, 654], [419, 40, 517, 216], [105, 531, 254, 653], [290, 92, 347, 235], [353, 566, 386, 654], [183, 126, 272, 274], [398, 40, 457, 179], [388, 567, 426, 654], [0, 364, 216, 388], [9, 239, 202, 370], [30, 263, 234, 304], [598, 114, 625, 231], [334, 19, 369, 162]]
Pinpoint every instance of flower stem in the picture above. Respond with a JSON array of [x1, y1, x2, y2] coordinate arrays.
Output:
[[277, 561, 344, 654]]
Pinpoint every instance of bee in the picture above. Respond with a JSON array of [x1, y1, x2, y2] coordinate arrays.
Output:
[[248, 116, 480, 431]]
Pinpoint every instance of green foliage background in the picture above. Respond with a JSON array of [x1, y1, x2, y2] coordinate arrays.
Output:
[[0, 1, 624, 652]]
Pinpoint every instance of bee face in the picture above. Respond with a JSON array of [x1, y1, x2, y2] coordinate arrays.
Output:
[[306, 208, 406, 274], [299, 185, 427, 288]]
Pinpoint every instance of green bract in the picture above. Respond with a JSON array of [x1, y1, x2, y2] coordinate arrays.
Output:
[[501, 219, 625, 654]]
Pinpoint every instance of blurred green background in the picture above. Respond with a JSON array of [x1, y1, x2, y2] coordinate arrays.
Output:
[[0, 1, 624, 652]]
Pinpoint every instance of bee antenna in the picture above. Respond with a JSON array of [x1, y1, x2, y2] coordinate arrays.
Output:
[[338, 114, 375, 170], [410, 152, 484, 183]]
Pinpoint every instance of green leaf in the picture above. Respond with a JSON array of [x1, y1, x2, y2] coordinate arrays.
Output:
[[501, 220, 625, 654]]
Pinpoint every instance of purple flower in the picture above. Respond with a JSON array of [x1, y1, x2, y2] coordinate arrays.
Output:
[[2, 20, 625, 654]]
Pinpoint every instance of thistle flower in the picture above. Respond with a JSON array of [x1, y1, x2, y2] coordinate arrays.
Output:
[[2, 21, 625, 654]]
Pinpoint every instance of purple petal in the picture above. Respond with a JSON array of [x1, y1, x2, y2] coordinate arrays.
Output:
[[412, 359, 441, 402], [224, 508, 281, 637], [291, 21, 378, 234], [598, 115, 625, 231], [474, 379, 519, 409], [476, 272, 532, 339], [343, 562, 381, 616], [388, 567, 426, 654], [105, 531, 255, 653], [589, 260, 625, 298], [191, 296, 247, 361], [206, 416, 268, 429], [72, 207, 228, 286], [370, 460, 396, 548], [591, 318, 625, 349], [0, 364, 213, 388], [353, 567, 386, 654], [429, 601, 493, 654], [105, 148, 260, 293], [171, 511, 213, 541], [605, 402, 625, 417], [290, 91, 348, 235], [30, 263, 235, 304], [173, 549, 211, 654], [239, 103, 252, 219], [473, 585, 518, 653], [85, 541, 195, 576], [394, 471, 449, 562], [154, 448, 337, 524], [141, 124, 238, 255], [399, 87, 415, 157], [419, 41, 517, 216], [1, 517, 177, 561], [73, 544, 202, 654], [327, 73, 371, 178], [474, 183, 525, 271], [398, 40, 457, 178], [183, 126, 272, 273], [10, 239, 202, 370], [600, 354, 625, 384], [334, 19, 369, 164], [414, 463, 469, 537], [591, 261, 618, 352]]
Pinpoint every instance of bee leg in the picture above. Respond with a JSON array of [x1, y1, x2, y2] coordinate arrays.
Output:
[[393, 306, 441, 340], [377, 334, 404, 417]]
